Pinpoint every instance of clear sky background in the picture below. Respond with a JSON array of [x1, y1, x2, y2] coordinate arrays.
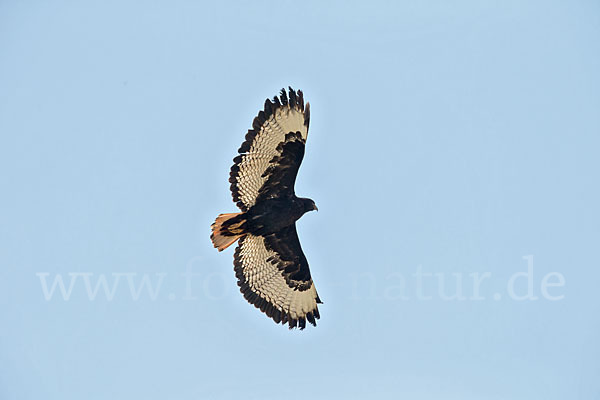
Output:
[[1, 1, 599, 399]]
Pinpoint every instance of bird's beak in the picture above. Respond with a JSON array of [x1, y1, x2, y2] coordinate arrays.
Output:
[[313, 204, 319, 212]]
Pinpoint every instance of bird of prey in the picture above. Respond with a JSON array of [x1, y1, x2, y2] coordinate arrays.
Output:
[[211, 87, 321, 329]]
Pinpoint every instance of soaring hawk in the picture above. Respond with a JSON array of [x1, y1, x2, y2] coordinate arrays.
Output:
[[210, 87, 321, 329]]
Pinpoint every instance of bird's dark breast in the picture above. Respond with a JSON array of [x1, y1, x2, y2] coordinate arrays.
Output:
[[245, 197, 304, 236]]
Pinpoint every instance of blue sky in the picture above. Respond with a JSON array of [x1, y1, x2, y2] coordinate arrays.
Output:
[[1, 1, 599, 399]]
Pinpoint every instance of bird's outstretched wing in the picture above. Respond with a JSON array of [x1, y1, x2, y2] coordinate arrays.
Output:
[[229, 87, 310, 212], [234, 224, 321, 329]]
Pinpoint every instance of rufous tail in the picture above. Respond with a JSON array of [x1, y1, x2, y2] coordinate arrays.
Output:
[[210, 212, 246, 251]]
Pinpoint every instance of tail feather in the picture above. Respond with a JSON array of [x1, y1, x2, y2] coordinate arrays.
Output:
[[211, 212, 246, 251]]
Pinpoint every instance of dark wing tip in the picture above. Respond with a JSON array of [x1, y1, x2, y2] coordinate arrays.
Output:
[[280, 88, 288, 105], [297, 90, 305, 112], [288, 87, 297, 108], [304, 101, 310, 128], [306, 311, 316, 326]]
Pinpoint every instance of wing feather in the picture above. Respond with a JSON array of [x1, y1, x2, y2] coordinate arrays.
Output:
[[229, 87, 310, 211], [233, 226, 321, 329]]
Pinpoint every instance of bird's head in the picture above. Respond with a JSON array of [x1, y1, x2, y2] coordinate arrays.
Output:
[[301, 198, 318, 213]]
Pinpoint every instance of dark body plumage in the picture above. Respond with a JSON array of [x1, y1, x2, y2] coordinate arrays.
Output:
[[210, 87, 322, 329], [222, 197, 317, 237]]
